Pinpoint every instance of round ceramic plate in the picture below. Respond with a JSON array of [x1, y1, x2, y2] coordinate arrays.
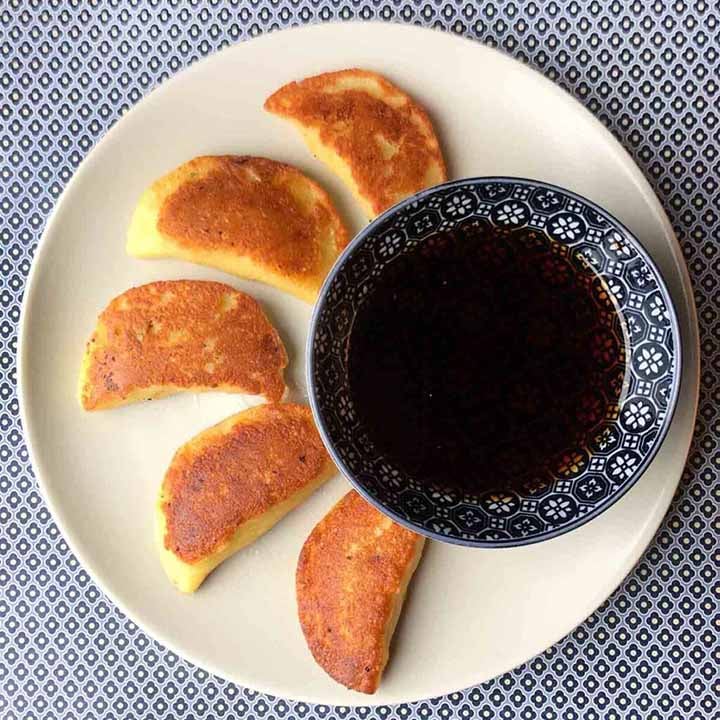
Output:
[[19, 23, 699, 706]]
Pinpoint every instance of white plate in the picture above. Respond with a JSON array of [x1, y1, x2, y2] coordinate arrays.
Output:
[[19, 23, 699, 706]]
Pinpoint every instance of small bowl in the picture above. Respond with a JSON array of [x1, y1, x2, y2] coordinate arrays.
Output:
[[307, 178, 681, 547]]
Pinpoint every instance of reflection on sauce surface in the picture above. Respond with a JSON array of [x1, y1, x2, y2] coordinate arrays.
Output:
[[348, 222, 625, 494]]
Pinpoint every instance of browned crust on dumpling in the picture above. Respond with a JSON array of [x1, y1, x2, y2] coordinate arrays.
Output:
[[79, 280, 287, 410], [265, 69, 447, 215], [162, 403, 332, 563], [296, 491, 425, 693], [156, 155, 348, 278]]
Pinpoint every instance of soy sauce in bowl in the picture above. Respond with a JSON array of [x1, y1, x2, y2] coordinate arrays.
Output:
[[309, 178, 681, 547], [348, 220, 626, 495]]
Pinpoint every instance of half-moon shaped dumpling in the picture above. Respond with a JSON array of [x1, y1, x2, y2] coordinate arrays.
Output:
[[78, 280, 287, 410], [296, 490, 425, 693], [126, 156, 349, 302], [265, 69, 447, 217], [156, 403, 335, 593]]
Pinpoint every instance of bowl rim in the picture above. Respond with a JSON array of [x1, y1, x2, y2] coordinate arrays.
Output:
[[307, 176, 683, 548]]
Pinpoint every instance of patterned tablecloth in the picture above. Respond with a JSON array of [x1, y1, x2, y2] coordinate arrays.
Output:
[[1, 2, 717, 718]]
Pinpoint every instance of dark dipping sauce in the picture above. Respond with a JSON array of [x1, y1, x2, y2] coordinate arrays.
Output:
[[347, 221, 626, 495]]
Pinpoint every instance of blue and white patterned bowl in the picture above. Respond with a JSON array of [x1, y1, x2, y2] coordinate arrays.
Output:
[[308, 178, 681, 547]]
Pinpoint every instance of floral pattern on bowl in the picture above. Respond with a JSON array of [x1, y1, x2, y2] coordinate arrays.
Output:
[[308, 178, 682, 547]]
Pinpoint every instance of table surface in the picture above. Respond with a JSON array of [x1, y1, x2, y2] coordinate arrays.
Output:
[[1, 2, 717, 719]]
